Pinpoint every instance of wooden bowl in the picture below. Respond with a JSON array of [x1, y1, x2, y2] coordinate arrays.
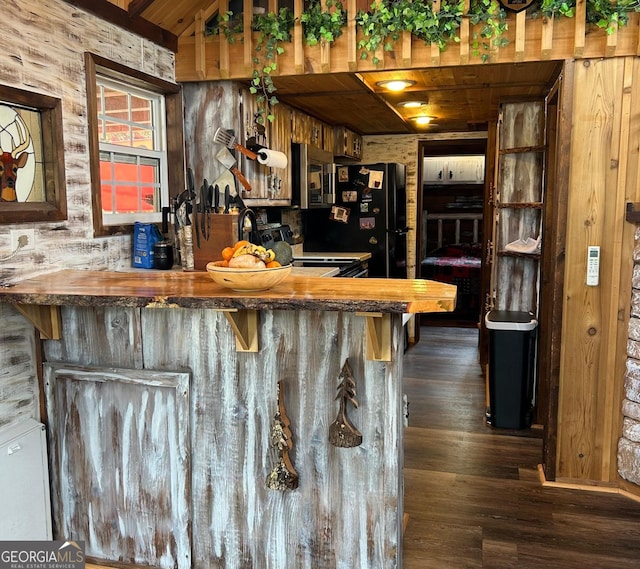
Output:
[[205, 263, 292, 292]]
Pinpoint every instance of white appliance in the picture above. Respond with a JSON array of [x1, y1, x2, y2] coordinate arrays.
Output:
[[0, 419, 53, 540]]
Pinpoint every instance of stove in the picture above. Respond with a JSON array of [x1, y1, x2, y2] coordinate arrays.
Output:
[[257, 223, 295, 249], [292, 258, 369, 278]]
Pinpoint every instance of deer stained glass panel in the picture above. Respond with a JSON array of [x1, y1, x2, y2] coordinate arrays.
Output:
[[0, 83, 67, 224], [0, 104, 45, 203]]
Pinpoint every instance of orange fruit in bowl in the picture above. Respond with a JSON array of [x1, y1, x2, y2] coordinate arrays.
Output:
[[266, 260, 281, 268], [233, 240, 250, 252], [221, 246, 234, 261]]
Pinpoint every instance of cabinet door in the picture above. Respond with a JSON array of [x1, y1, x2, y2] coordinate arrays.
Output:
[[423, 156, 448, 183], [449, 155, 485, 184], [424, 156, 484, 184], [44, 362, 191, 569], [291, 109, 323, 148]]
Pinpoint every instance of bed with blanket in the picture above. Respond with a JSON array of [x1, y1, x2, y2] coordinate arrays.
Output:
[[421, 213, 483, 322]]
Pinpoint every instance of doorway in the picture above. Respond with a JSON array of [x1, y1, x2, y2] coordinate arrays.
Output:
[[418, 138, 488, 329], [413, 61, 570, 479]]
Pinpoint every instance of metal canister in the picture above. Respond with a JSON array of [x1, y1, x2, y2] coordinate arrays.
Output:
[[153, 241, 174, 270]]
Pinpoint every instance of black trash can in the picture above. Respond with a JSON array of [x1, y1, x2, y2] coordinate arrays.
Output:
[[485, 310, 538, 429]]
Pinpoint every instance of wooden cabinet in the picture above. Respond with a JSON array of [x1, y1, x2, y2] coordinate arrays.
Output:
[[423, 155, 485, 184], [488, 101, 546, 314], [333, 125, 363, 161], [291, 108, 325, 148]]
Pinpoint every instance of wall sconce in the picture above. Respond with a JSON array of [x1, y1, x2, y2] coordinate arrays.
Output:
[[376, 79, 416, 92]]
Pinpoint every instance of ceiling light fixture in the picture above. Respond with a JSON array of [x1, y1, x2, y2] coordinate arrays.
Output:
[[398, 100, 428, 108], [376, 79, 416, 92], [412, 115, 434, 126]]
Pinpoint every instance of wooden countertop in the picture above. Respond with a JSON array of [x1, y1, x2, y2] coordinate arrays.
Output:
[[0, 269, 456, 314]]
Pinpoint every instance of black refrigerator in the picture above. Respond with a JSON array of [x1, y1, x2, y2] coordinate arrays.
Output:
[[302, 162, 408, 277]]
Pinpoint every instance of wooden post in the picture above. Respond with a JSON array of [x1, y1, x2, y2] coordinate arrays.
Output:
[[243, 0, 253, 73], [541, 15, 554, 59], [219, 0, 230, 78], [574, 0, 586, 57], [347, 0, 357, 70], [294, 0, 304, 74], [195, 9, 206, 79], [515, 10, 526, 61]]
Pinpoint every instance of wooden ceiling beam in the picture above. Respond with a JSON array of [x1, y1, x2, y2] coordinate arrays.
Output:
[[63, 0, 178, 52]]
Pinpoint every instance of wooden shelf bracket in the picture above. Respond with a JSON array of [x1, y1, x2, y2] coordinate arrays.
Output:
[[221, 309, 259, 352], [357, 312, 391, 361], [15, 304, 61, 340]]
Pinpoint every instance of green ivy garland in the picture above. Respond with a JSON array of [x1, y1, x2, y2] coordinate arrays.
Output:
[[250, 8, 295, 124], [467, 0, 509, 62], [355, 0, 465, 64], [540, 0, 640, 33], [300, 0, 348, 46], [207, 0, 640, 122]]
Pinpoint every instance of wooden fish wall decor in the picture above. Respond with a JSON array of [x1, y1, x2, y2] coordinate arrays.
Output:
[[329, 359, 363, 448], [266, 380, 299, 491]]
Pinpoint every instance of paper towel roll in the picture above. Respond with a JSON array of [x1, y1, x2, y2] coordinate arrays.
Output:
[[257, 149, 288, 169]]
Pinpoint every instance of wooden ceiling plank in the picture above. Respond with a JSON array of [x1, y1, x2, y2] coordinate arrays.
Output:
[[180, 3, 219, 38], [142, 0, 209, 38]]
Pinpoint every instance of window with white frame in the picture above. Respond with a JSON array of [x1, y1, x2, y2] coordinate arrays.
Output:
[[85, 52, 184, 237], [96, 76, 168, 225]]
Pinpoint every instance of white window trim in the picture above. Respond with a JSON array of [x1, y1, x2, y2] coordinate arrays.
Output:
[[96, 74, 170, 227]]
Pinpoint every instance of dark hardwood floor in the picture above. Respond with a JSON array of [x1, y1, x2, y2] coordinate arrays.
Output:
[[402, 326, 640, 569]]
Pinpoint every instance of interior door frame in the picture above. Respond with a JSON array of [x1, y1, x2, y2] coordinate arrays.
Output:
[[537, 60, 573, 480]]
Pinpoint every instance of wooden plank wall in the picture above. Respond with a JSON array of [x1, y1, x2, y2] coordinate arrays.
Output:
[[0, 0, 174, 289], [43, 305, 406, 568], [557, 56, 640, 484], [0, 304, 40, 428], [0, 0, 174, 439]]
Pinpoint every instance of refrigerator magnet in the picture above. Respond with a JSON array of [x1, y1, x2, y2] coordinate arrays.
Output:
[[360, 217, 375, 229], [342, 190, 358, 202], [369, 170, 384, 189], [360, 202, 369, 213], [330, 205, 350, 223], [338, 167, 349, 182]]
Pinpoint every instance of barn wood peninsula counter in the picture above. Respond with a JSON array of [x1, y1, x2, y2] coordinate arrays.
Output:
[[1, 270, 455, 569]]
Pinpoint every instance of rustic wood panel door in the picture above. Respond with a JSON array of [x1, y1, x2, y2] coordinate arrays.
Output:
[[490, 100, 546, 314], [43, 363, 191, 569]]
